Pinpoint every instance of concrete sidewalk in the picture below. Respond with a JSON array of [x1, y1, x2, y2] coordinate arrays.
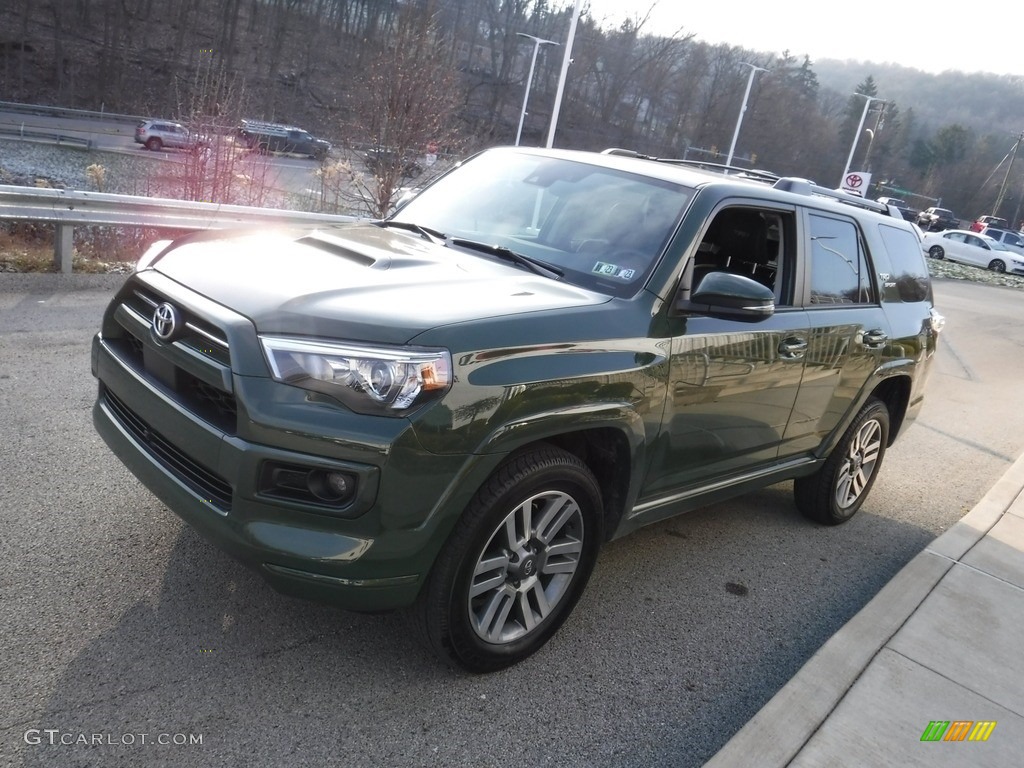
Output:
[[707, 452, 1024, 767]]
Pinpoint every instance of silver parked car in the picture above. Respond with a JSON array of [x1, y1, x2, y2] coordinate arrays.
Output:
[[134, 120, 207, 152], [980, 226, 1024, 255]]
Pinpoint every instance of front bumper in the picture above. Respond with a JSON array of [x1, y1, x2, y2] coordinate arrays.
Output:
[[92, 333, 476, 612]]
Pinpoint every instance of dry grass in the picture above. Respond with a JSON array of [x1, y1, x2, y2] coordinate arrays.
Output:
[[0, 228, 137, 273]]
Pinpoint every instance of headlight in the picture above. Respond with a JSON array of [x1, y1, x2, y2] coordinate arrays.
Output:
[[260, 336, 452, 415]]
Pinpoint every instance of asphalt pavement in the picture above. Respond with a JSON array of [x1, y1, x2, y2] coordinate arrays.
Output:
[[2, 274, 1023, 767]]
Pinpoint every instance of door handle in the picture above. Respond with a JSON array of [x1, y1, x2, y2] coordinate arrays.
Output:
[[863, 329, 888, 348], [779, 337, 808, 359]]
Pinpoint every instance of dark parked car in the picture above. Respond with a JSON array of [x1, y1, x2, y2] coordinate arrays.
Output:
[[91, 147, 942, 672], [235, 119, 330, 160], [916, 206, 958, 231], [875, 196, 915, 221], [362, 147, 422, 178]]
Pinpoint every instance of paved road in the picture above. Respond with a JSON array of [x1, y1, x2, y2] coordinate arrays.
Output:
[[1, 275, 1021, 767], [0, 108, 328, 198]]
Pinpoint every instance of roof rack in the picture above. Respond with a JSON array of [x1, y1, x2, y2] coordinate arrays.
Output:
[[601, 148, 780, 183], [771, 178, 900, 216], [239, 119, 304, 133], [601, 148, 904, 220]]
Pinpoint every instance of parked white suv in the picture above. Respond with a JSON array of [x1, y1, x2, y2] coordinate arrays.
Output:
[[134, 120, 207, 152]]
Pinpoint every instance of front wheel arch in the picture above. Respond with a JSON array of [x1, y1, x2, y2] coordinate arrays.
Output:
[[413, 445, 604, 672]]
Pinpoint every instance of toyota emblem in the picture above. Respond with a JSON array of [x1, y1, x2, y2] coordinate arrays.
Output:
[[152, 302, 181, 342]]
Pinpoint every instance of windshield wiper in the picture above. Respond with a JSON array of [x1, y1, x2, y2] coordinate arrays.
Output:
[[447, 237, 564, 280], [376, 220, 446, 243]]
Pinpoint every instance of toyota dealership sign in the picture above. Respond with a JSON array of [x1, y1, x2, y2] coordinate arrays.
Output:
[[840, 171, 871, 197]]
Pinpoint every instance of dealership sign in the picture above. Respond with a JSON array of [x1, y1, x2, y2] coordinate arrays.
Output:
[[840, 171, 871, 197]]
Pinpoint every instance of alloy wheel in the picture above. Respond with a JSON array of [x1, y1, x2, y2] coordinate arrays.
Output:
[[468, 490, 584, 644]]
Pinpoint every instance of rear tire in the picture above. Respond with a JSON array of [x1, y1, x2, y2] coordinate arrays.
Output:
[[928, 245, 944, 259], [794, 398, 890, 525], [145, 137, 162, 151], [414, 446, 603, 673]]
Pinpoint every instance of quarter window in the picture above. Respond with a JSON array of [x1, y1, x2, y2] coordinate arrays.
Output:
[[808, 214, 873, 305], [878, 223, 930, 302]]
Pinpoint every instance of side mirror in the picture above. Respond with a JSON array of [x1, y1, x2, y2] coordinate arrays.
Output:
[[676, 271, 775, 321]]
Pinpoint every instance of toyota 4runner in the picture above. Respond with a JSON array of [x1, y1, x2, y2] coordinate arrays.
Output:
[[92, 147, 942, 672]]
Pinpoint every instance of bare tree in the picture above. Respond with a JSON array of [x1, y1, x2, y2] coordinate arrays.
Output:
[[167, 56, 280, 206], [344, 3, 464, 217]]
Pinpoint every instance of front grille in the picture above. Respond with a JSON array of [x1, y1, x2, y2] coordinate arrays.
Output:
[[185, 373, 238, 432], [103, 387, 233, 512], [112, 283, 238, 435], [125, 287, 231, 366]]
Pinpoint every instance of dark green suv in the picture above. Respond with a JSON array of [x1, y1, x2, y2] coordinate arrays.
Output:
[[91, 147, 942, 672]]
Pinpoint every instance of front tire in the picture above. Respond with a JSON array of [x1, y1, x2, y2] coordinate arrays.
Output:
[[794, 398, 890, 525], [988, 259, 1006, 273], [414, 446, 603, 673]]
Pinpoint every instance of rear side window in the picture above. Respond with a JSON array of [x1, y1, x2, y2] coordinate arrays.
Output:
[[808, 214, 873, 305], [878, 224, 930, 302]]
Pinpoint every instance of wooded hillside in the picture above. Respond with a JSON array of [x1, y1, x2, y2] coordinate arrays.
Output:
[[3, 1, 1024, 219]]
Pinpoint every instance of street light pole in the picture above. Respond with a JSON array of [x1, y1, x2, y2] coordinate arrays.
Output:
[[514, 33, 558, 146], [546, 0, 582, 148], [725, 63, 767, 168], [993, 131, 1024, 219], [841, 94, 885, 187]]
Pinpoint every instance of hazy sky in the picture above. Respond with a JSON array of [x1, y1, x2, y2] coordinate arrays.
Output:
[[580, 1, 1022, 77]]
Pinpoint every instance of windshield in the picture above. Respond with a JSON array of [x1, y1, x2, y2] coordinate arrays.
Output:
[[390, 149, 692, 297]]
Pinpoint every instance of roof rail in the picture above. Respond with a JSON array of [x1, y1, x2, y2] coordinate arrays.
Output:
[[239, 119, 302, 133], [772, 177, 898, 216], [602, 149, 903, 219], [600, 148, 780, 183]]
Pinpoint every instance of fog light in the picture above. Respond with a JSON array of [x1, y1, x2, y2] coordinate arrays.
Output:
[[307, 469, 355, 503], [259, 461, 359, 510]]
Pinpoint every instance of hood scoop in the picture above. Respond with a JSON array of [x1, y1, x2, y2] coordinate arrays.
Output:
[[295, 231, 378, 266]]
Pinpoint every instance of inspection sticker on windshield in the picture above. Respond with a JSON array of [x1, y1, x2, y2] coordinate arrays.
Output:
[[592, 262, 636, 280]]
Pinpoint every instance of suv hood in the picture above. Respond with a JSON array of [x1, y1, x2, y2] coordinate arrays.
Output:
[[148, 224, 608, 344]]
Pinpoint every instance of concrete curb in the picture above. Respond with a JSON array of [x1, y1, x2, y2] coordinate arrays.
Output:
[[705, 450, 1024, 767]]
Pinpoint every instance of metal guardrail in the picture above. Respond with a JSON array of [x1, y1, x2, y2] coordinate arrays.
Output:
[[0, 100, 146, 126], [0, 124, 92, 148], [0, 185, 358, 273]]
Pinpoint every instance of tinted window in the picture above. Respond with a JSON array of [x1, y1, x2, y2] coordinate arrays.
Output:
[[808, 214, 873, 305], [878, 224, 930, 302], [392, 150, 691, 297], [694, 207, 790, 304]]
